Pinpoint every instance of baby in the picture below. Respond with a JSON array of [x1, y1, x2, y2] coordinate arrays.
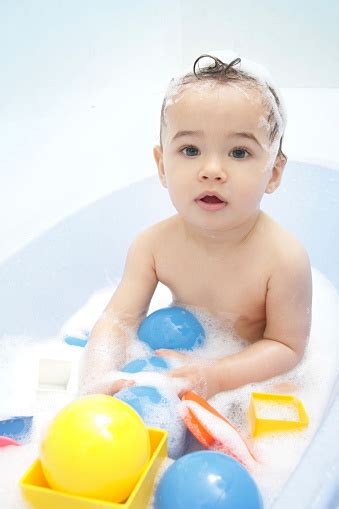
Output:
[[81, 52, 312, 400]]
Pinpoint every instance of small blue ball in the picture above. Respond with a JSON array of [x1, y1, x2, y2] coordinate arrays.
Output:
[[137, 306, 205, 350], [115, 385, 162, 419], [154, 451, 263, 509], [115, 385, 186, 459], [121, 355, 169, 373]]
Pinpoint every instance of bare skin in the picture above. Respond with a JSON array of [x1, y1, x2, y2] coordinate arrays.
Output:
[[151, 212, 287, 342], [82, 82, 312, 399]]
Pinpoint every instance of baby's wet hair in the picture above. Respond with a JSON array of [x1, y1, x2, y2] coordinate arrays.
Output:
[[160, 54, 287, 161]]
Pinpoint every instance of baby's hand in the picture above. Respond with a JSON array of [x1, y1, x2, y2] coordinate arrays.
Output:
[[80, 371, 135, 397], [156, 349, 220, 399]]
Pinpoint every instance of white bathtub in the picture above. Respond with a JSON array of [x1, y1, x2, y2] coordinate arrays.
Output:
[[0, 160, 338, 508]]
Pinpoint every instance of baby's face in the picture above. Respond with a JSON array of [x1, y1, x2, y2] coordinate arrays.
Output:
[[154, 82, 285, 232]]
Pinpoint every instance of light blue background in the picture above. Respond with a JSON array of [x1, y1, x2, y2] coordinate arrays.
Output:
[[1, 0, 338, 262]]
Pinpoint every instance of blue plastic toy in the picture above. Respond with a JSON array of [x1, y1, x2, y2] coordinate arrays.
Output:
[[121, 355, 169, 373], [115, 385, 162, 418], [0, 416, 33, 444], [137, 306, 205, 350], [154, 451, 263, 509], [115, 385, 186, 459], [64, 335, 88, 347]]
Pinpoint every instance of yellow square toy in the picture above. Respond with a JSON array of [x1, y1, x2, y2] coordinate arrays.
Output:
[[248, 392, 309, 437], [20, 427, 167, 509]]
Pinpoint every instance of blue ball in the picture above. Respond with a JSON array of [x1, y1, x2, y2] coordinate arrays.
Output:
[[115, 385, 162, 419], [137, 306, 205, 350], [115, 385, 186, 459], [121, 355, 169, 373], [154, 451, 263, 509]]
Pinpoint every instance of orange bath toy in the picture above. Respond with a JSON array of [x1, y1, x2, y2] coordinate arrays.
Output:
[[181, 391, 257, 470]]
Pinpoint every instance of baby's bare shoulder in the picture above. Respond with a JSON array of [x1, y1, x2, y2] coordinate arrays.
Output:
[[262, 213, 310, 271], [135, 215, 179, 245]]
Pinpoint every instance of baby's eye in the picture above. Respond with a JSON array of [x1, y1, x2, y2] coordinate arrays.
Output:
[[230, 148, 251, 159], [181, 145, 199, 157]]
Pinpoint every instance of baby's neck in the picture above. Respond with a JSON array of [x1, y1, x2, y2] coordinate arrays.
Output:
[[179, 210, 263, 253]]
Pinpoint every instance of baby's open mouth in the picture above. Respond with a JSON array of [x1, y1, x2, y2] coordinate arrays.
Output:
[[200, 195, 224, 204], [196, 193, 227, 211]]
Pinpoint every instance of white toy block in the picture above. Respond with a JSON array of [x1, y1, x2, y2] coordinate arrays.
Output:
[[38, 358, 72, 391]]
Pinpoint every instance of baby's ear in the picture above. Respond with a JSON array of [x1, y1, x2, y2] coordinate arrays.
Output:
[[153, 145, 167, 188], [265, 153, 287, 194]]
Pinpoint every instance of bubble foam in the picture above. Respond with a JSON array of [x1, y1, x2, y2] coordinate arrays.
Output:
[[0, 268, 338, 508]]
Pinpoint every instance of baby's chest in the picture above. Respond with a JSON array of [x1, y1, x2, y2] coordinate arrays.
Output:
[[155, 250, 268, 323]]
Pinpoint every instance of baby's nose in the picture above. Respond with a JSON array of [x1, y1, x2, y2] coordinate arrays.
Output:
[[198, 165, 227, 181]]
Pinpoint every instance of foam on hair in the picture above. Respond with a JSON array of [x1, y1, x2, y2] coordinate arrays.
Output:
[[160, 49, 288, 163]]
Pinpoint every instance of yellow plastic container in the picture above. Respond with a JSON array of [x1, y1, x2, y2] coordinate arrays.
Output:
[[20, 427, 167, 509], [248, 392, 309, 437]]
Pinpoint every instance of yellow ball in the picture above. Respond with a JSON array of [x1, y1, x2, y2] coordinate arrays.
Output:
[[40, 395, 151, 502]]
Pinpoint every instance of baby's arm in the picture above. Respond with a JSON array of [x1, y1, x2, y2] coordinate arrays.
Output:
[[215, 243, 312, 391], [164, 243, 312, 398], [79, 230, 158, 395]]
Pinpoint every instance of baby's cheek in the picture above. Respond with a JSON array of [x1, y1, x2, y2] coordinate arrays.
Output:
[[237, 184, 263, 207]]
